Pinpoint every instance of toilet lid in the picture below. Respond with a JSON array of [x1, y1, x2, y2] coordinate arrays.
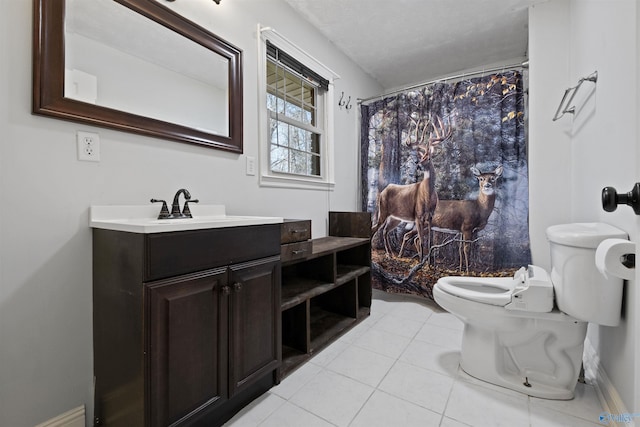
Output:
[[435, 276, 516, 306]]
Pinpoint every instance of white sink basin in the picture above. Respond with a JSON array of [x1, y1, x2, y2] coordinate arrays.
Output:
[[90, 205, 283, 233]]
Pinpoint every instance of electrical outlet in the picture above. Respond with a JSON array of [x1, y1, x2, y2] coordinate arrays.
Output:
[[77, 131, 100, 162], [246, 155, 256, 176]]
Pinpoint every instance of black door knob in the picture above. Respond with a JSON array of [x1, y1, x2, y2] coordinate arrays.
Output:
[[602, 183, 640, 215]]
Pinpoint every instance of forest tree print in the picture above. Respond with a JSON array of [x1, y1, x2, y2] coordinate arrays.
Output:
[[361, 71, 531, 299]]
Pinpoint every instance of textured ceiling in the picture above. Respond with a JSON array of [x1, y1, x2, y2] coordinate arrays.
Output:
[[283, 0, 539, 90]]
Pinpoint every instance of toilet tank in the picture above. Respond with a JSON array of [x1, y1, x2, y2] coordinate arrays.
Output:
[[546, 223, 628, 326]]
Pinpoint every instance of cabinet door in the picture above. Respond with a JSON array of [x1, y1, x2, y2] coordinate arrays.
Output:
[[228, 257, 281, 395], [146, 268, 228, 427]]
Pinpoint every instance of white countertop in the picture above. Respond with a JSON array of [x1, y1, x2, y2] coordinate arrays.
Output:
[[90, 204, 283, 234]]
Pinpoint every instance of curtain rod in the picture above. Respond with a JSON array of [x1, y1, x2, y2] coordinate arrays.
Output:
[[358, 60, 529, 104]]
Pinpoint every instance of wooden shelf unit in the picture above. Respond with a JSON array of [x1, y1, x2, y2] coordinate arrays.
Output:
[[279, 212, 371, 379]]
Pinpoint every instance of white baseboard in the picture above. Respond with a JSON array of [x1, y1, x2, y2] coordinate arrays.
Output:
[[35, 406, 85, 427], [584, 341, 635, 427]]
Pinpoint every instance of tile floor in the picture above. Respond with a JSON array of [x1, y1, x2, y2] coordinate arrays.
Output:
[[224, 291, 605, 427]]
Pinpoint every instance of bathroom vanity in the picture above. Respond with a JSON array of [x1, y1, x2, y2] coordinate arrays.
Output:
[[91, 206, 282, 427]]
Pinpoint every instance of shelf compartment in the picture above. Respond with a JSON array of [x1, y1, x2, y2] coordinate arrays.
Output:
[[357, 272, 372, 313], [311, 236, 370, 258], [336, 244, 370, 267], [280, 345, 309, 377], [314, 279, 358, 319], [281, 277, 337, 311], [336, 264, 370, 286], [308, 303, 357, 351]]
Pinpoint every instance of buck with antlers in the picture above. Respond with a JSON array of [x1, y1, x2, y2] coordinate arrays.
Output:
[[371, 115, 451, 261], [401, 165, 503, 272]]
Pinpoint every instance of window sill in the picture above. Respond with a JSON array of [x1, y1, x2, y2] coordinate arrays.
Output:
[[259, 173, 335, 191]]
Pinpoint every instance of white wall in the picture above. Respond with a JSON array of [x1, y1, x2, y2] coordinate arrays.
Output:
[[529, 0, 638, 413], [0, 0, 381, 425]]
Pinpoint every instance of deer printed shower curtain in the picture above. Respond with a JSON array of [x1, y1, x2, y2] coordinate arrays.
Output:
[[360, 71, 531, 299]]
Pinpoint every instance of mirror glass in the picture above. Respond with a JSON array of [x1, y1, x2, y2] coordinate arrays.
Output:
[[65, 0, 229, 136], [33, 0, 243, 153]]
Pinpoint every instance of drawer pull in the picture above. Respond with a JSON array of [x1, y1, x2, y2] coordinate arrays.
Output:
[[292, 249, 307, 255], [233, 282, 243, 292], [221, 285, 230, 295], [290, 229, 307, 234]]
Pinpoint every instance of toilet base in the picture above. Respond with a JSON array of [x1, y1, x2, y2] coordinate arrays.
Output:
[[433, 285, 588, 400], [458, 319, 587, 400]]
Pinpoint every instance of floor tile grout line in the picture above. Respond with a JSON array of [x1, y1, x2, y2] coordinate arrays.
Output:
[[234, 294, 606, 426], [344, 386, 377, 427], [434, 361, 462, 426], [253, 393, 290, 427], [275, 396, 341, 427]]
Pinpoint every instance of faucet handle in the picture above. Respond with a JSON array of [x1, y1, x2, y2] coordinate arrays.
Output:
[[150, 198, 171, 219], [182, 199, 199, 218]]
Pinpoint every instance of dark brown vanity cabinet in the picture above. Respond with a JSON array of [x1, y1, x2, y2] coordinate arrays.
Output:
[[93, 225, 281, 427]]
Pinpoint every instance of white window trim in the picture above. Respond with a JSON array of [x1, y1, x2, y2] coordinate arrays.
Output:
[[257, 25, 340, 191]]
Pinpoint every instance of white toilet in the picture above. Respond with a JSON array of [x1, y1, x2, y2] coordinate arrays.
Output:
[[433, 222, 629, 399]]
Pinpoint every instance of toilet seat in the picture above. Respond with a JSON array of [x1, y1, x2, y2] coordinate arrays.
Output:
[[435, 276, 516, 306], [436, 266, 555, 312]]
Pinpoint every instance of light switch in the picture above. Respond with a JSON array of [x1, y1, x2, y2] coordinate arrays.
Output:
[[246, 156, 256, 176]]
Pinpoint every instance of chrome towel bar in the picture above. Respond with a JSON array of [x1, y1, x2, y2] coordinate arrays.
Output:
[[552, 71, 598, 121]]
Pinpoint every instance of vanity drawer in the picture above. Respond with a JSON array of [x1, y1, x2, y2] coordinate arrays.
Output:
[[145, 224, 281, 281], [281, 241, 312, 263], [281, 220, 311, 244]]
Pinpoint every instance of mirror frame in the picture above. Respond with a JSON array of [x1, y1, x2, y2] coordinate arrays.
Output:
[[33, 0, 243, 153]]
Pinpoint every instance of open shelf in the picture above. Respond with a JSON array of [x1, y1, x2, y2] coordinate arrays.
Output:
[[281, 277, 335, 311], [278, 212, 372, 380], [336, 264, 370, 285]]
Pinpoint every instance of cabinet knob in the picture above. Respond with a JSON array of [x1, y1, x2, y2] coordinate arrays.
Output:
[[221, 285, 230, 295], [233, 282, 243, 292]]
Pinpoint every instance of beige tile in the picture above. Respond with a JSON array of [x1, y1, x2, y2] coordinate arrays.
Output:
[[440, 416, 473, 427], [529, 382, 604, 423], [259, 402, 335, 427], [289, 369, 374, 427], [327, 344, 395, 387], [378, 361, 455, 414], [271, 362, 322, 400], [530, 404, 604, 427], [309, 339, 349, 367], [350, 390, 442, 427], [371, 312, 425, 339], [336, 317, 373, 344], [353, 327, 411, 359], [426, 311, 464, 332], [399, 339, 460, 378], [444, 380, 530, 427], [414, 322, 463, 349], [389, 300, 435, 322], [231, 294, 611, 427]]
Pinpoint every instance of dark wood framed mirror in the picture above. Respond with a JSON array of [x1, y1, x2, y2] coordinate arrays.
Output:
[[33, 0, 243, 153]]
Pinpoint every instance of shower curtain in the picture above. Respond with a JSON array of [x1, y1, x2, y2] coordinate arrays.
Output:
[[361, 71, 531, 299]]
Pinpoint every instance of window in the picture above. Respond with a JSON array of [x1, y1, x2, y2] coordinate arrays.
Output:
[[258, 28, 339, 190], [267, 59, 322, 176]]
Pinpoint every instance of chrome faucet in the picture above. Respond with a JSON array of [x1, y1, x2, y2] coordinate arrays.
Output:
[[151, 188, 199, 219]]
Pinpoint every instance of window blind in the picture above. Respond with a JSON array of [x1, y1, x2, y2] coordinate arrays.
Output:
[[266, 40, 329, 92]]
